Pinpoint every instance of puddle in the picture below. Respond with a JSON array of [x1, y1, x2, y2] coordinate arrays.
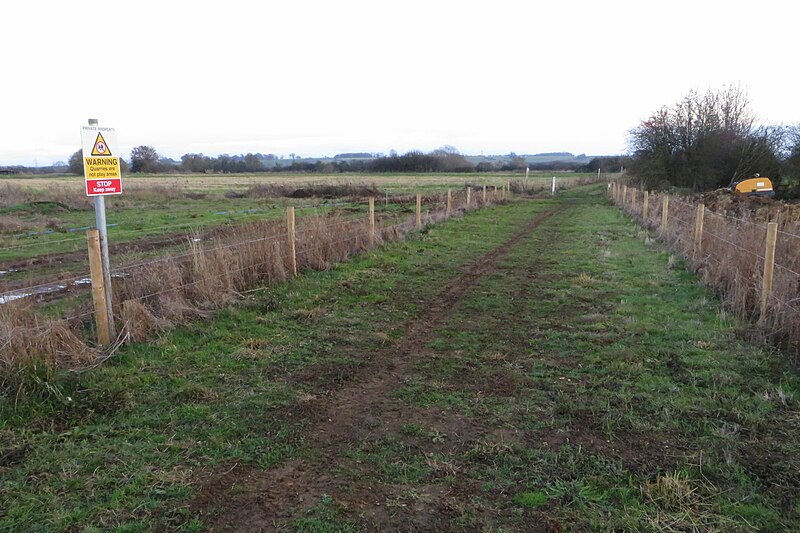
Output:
[[0, 275, 123, 305], [12, 223, 119, 239]]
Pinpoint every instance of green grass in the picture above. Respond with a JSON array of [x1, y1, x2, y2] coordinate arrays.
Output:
[[2, 184, 797, 531]]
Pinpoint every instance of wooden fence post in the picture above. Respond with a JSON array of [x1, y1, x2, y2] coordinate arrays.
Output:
[[643, 191, 649, 222], [693, 203, 705, 261], [466, 187, 472, 209], [87, 229, 112, 346], [622, 185, 628, 207], [287, 206, 297, 277], [446, 188, 452, 218], [760, 222, 778, 316], [369, 197, 375, 246], [507, 180, 511, 198], [482, 185, 487, 205], [661, 196, 669, 234], [416, 192, 422, 229], [631, 189, 637, 212]]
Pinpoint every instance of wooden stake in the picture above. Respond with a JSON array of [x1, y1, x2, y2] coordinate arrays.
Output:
[[622, 185, 628, 207], [661, 196, 669, 233], [761, 222, 778, 316], [466, 187, 472, 209], [643, 191, 649, 222], [446, 188, 452, 218], [482, 185, 487, 204], [87, 229, 112, 346], [416, 192, 422, 229], [369, 197, 375, 246], [287, 206, 297, 277], [693, 203, 705, 261]]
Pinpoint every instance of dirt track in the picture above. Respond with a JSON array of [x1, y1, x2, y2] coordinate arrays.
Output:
[[191, 205, 568, 532]]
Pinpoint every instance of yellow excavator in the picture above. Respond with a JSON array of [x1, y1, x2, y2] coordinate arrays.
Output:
[[728, 173, 775, 197]]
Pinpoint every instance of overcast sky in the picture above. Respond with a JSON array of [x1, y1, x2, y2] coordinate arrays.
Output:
[[1, 0, 797, 166]]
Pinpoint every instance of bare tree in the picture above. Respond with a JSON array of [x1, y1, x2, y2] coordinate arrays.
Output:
[[629, 85, 767, 190]]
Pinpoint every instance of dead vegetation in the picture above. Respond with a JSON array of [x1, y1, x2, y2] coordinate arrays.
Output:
[[618, 186, 800, 357], [237, 182, 383, 200]]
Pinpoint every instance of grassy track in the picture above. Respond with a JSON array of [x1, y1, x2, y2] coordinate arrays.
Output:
[[1, 185, 798, 531]]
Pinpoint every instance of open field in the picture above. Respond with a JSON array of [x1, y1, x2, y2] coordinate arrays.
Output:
[[0, 171, 596, 193], [1, 184, 798, 531], [0, 172, 595, 268]]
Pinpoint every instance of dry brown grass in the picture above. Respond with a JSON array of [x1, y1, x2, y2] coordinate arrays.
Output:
[[0, 182, 91, 210], [0, 300, 95, 396], [617, 185, 800, 357], [240, 182, 382, 200]]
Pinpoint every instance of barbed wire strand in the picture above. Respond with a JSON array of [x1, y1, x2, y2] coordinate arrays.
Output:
[[122, 233, 380, 304], [774, 263, 800, 278], [0, 197, 413, 252], [0, 210, 421, 302], [701, 229, 764, 260]]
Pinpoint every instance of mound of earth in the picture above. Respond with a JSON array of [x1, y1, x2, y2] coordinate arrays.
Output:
[[698, 189, 800, 224]]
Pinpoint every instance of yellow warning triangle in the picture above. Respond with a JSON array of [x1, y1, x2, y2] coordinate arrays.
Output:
[[91, 132, 112, 156]]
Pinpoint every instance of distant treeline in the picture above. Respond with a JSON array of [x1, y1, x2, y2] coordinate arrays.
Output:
[[4, 148, 623, 176], [108, 146, 622, 174]]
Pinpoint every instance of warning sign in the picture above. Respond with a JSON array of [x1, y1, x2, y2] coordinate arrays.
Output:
[[81, 126, 122, 196], [90, 132, 111, 156]]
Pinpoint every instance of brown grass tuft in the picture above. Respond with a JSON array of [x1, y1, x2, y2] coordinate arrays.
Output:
[[121, 300, 171, 342]]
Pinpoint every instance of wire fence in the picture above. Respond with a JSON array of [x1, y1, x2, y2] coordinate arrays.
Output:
[[610, 183, 800, 358], [0, 185, 503, 372], [0, 198, 377, 256], [0, 195, 421, 301]]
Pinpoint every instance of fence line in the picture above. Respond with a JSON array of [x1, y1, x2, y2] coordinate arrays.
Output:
[[0, 197, 395, 254], [0, 185, 500, 371], [609, 181, 799, 357], [0, 214, 407, 301]]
